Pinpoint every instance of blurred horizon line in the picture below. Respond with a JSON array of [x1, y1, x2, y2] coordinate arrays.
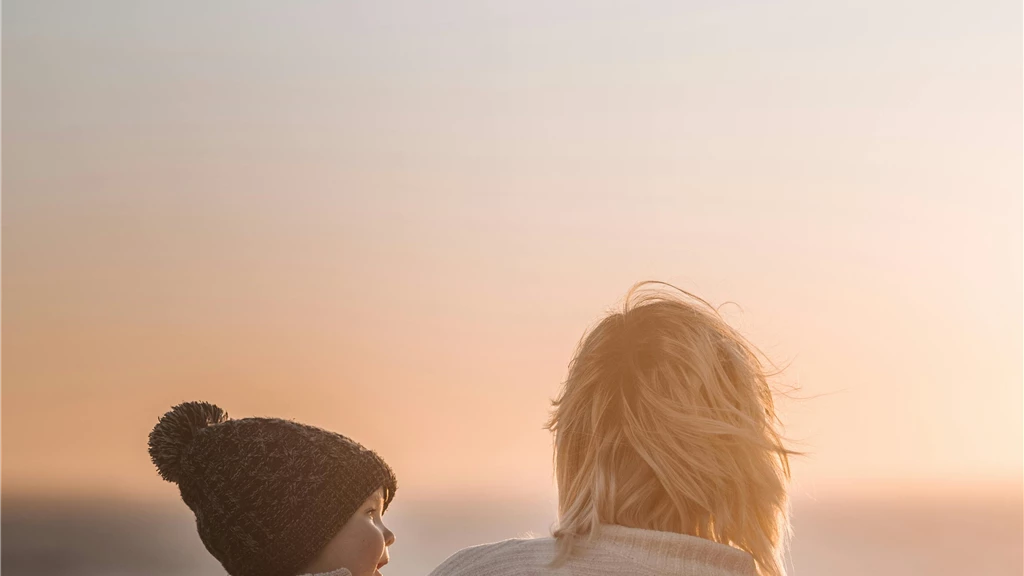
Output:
[[3, 476, 1020, 510]]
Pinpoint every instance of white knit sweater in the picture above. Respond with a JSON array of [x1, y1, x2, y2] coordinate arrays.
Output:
[[428, 524, 758, 576]]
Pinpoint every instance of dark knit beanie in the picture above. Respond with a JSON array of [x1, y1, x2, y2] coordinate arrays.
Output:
[[148, 402, 397, 576]]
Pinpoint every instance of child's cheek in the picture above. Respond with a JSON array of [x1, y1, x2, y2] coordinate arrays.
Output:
[[353, 523, 386, 575]]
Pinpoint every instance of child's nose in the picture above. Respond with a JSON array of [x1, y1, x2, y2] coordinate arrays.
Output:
[[383, 525, 396, 546]]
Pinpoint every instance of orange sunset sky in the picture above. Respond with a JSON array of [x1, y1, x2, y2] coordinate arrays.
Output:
[[3, 1, 1021, 504]]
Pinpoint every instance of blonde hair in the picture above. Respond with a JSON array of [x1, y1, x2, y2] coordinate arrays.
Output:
[[547, 281, 794, 576]]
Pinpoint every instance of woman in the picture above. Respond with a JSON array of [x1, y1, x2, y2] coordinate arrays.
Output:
[[431, 282, 794, 576]]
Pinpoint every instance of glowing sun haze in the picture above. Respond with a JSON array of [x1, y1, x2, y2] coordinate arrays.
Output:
[[3, 0, 1020, 502]]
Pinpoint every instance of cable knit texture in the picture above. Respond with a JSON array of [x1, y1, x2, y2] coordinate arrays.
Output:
[[148, 402, 397, 576], [429, 524, 758, 576]]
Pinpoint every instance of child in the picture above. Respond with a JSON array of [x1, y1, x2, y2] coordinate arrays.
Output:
[[431, 281, 794, 576], [148, 401, 397, 576]]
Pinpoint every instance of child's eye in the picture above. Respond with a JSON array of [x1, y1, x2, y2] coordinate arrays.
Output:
[[366, 507, 378, 516]]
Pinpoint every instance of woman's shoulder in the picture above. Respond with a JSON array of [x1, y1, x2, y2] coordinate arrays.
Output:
[[428, 535, 557, 576]]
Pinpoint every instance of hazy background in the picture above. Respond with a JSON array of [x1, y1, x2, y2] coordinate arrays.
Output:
[[3, 1, 1021, 575]]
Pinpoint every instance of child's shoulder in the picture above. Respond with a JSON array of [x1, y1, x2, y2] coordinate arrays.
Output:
[[428, 535, 557, 576]]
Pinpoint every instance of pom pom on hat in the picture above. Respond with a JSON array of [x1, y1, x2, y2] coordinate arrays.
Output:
[[148, 401, 230, 483]]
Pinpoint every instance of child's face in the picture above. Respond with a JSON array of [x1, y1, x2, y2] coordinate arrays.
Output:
[[304, 488, 395, 576]]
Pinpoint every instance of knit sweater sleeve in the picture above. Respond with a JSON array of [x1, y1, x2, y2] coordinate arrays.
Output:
[[427, 547, 475, 576], [428, 539, 541, 576], [426, 527, 757, 576]]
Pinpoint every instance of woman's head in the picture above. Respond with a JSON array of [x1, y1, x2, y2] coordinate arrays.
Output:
[[148, 402, 397, 576], [548, 282, 793, 576]]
